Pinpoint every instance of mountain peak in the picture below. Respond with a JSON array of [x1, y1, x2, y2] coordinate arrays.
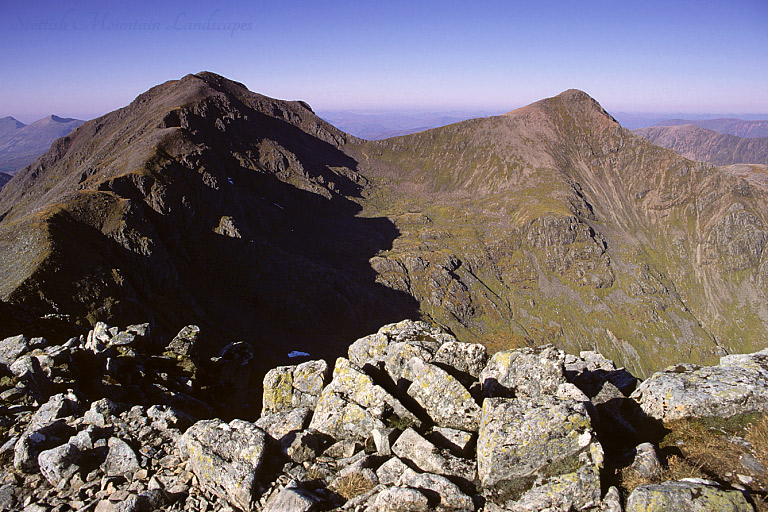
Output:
[[504, 88, 618, 127]]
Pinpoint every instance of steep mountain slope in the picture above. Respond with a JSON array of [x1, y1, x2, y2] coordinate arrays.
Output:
[[654, 118, 768, 138], [0, 72, 418, 372], [1, 75, 767, 378], [347, 90, 768, 376], [0, 115, 85, 173], [634, 124, 768, 165]]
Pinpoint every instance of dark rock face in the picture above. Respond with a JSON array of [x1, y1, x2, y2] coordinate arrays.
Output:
[[0, 72, 419, 377]]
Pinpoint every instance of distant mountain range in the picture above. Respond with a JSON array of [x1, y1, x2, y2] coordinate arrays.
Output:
[[653, 118, 768, 138], [0, 114, 84, 175], [2, 72, 767, 379], [633, 124, 768, 166], [318, 110, 500, 140]]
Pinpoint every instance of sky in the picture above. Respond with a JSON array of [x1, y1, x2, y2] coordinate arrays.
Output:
[[1, 0, 767, 123]]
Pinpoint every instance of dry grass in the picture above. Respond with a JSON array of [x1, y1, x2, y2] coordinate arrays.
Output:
[[749, 414, 768, 464], [332, 470, 376, 500], [614, 414, 768, 511]]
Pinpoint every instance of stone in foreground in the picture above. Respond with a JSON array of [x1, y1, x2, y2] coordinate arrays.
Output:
[[631, 350, 768, 421], [626, 479, 754, 511], [178, 419, 267, 511], [477, 395, 602, 508]]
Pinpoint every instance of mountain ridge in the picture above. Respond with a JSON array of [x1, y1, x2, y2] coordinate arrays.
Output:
[[1, 73, 767, 378]]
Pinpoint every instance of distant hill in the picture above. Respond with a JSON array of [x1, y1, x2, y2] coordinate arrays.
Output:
[[633, 124, 768, 165], [0, 114, 84, 173], [653, 118, 768, 138], [318, 110, 498, 140], [0, 172, 11, 191]]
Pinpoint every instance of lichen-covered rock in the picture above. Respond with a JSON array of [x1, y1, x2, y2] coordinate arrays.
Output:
[[372, 486, 430, 512], [477, 395, 602, 506], [348, 332, 389, 367], [631, 349, 768, 421], [480, 345, 566, 398], [397, 468, 475, 511], [391, 428, 475, 481], [309, 358, 418, 440], [256, 407, 312, 441], [263, 366, 295, 413], [178, 418, 267, 511], [626, 479, 753, 511], [406, 357, 480, 431], [263, 360, 329, 413], [432, 340, 488, 378]]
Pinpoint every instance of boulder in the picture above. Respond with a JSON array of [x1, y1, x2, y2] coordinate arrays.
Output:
[[178, 418, 266, 511], [371, 486, 430, 512], [103, 437, 141, 477], [480, 345, 566, 398], [38, 442, 81, 486], [397, 468, 474, 511], [405, 357, 481, 431], [263, 483, 320, 512], [391, 428, 475, 481], [309, 358, 418, 441], [263, 360, 329, 413], [626, 480, 754, 511], [0, 334, 29, 368], [166, 325, 199, 357], [477, 395, 602, 507], [631, 349, 768, 421], [432, 340, 488, 378]]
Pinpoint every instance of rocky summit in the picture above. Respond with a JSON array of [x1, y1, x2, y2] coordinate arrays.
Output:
[[0, 318, 766, 511]]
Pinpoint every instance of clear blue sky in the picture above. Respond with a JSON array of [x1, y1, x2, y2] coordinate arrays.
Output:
[[2, 0, 767, 123]]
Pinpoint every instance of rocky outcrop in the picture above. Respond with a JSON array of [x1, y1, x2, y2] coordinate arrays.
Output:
[[0, 318, 765, 511], [631, 349, 768, 421]]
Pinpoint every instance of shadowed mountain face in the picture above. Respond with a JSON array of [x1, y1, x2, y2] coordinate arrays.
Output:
[[634, 124, 768, 165], [0, 115, 84, 174], [0, 73, 418, 372], [1, 74, 767, 377], [653, 118, 768, 138]]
